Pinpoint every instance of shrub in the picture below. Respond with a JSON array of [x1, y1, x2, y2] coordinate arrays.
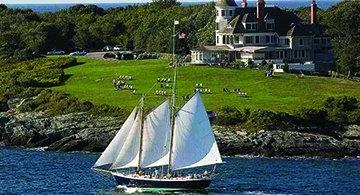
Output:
[[324, 96, 358, 111], [283, 63, 289, 73], [297, 108, 328, 127], [214, 106, 246, 126]]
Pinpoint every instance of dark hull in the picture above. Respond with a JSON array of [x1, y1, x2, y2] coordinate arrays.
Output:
[[112, 173, 212, 190]]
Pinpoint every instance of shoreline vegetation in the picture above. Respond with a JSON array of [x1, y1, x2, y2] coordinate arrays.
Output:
[[0, 1, 359, 157]]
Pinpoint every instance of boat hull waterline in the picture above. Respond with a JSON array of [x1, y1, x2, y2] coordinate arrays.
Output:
[[112, 173, 212, 190]]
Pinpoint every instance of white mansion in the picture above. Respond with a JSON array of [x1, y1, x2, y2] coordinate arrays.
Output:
[[191, 0, 334, 72]]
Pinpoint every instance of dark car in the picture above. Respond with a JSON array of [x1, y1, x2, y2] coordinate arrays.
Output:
[[103, 52, 116, 59], [47, 49, 65, 55]]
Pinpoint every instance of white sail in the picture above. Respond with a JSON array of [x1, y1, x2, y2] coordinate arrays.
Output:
[[111, 111, 142, 169], [171, 93, 222, 170], [93, 107, 137, 168], [140, 100, 171, 168]]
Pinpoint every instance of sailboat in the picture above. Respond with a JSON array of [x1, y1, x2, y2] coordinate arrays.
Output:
[[92, 90, 223, 190], [92, 22, 222, 191]]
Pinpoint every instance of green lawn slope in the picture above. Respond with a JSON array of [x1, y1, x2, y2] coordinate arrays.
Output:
[[52, 57, 360, 113]]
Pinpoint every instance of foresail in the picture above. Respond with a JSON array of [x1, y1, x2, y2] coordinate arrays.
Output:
[[111, 112, 142, 169], [171, 93, 222, 170], [93, 107, 137, 168], [140, 100, 171, 168]]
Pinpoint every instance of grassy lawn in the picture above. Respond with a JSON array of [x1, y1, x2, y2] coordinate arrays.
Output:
[[52, 57, 360, 113]]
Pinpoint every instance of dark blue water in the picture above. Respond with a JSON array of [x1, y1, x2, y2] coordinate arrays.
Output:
[[5, 0, 342, 13], [1, 147, 359, 194]]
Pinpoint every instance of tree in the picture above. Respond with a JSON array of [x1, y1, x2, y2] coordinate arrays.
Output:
[[150, 0, 180, 8], [321, 1, 360, 76]]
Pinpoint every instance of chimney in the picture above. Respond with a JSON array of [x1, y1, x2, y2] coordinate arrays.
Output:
[[257, 0, 265, 30], [311, 0, 317, 24], [241, 0, 248, 8]]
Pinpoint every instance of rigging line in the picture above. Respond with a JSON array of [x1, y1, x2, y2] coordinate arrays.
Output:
[[144, 67, 172, 97]]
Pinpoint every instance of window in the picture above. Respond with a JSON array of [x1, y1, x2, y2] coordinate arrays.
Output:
[[234, 36, 239, 43], [255, 36, 260, 43], [294, 51, 298, 58], [252, 24, 257, 30], [217, 36, 219, 44], [266, 23, 273, 30], [299, 38, 304, 45], [266, 36, 270, 43], [246, 24, 251, 30], [271, 36, 275, 43], [216, 23, 219, 31], [200, 53, 203, 60], [196, 52, 198, 60], [280, 51, 284, 59], [222, 36, 225, 44], [229, 10, 233, 16], [245, 36, 253, 44], [302, 50, 305, 58], [221, 10, 225, 16], [230, 36, 234, 44], [314, 38, 319, 44]]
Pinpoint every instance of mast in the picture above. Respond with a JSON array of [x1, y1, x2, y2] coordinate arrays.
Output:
[[168, 20, 178, 175], [137, 95, 145, 172]]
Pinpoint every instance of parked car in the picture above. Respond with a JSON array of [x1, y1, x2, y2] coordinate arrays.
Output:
[[69, 51, 87, 56], [47, 49, 65, 55], [103, 52, 116, 59], [115, 51, 134, 60], [113, 45, 124, 51], [102, 46, 113, 51]]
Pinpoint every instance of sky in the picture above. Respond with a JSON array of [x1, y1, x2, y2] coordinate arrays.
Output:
[[2, 0, 338, 4], [3, 0, 207, 4]]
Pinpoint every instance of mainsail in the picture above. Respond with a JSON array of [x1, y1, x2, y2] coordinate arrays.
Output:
[[171, 93, 222, 170], [111, 112, 142, 169], [93, 107, 137, 168], [140, 100, 171, 168]]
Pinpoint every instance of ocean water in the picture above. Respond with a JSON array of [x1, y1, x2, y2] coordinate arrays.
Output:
[[5, 0, 342, 13], [1, 147, 359, 194]]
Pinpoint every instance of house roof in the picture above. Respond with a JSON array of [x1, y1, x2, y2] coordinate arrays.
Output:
[[287, 23, 329, 37], [242, 13, 257, 23], [215, 0, 238, 8], [192, 45, 232, 52], [219, 6, 306, 36]]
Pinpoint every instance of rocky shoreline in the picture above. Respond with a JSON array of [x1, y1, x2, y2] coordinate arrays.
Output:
[[1, 110, 360, 158]]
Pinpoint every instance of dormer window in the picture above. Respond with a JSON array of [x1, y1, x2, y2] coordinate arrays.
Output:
[[245, 23, 257, 30], [221, 10, 225, 16], [266, 23, 274, 30], [229, 10, 233, 16], [252, 24, 257, 30]]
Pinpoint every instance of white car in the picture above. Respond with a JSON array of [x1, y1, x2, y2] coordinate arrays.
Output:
[[69, 51, 87, 56], [113, 45, 124, 51]]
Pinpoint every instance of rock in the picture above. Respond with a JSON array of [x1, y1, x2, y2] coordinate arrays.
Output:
[[214, 127, 360, 158], [343, 125, 360, 139], [1, 107, 360, 158], [48, 135, 77, 151]]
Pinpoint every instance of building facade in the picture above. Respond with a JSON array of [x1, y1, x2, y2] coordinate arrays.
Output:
[[191, 0, 334, 72]]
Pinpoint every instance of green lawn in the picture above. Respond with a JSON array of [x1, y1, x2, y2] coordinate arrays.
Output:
[[52, 57, 360, 113]]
